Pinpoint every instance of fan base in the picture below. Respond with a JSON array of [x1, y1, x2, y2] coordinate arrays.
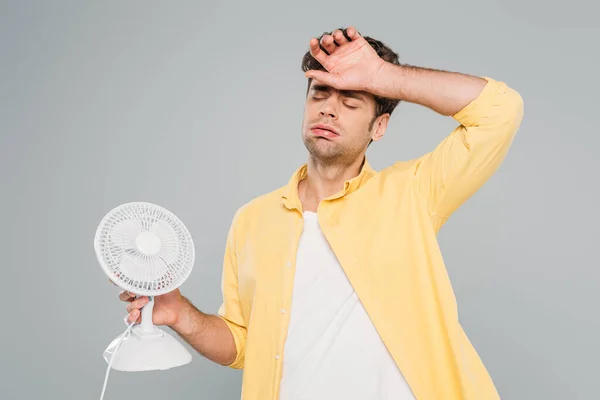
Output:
[[104, 325, 192, 371]]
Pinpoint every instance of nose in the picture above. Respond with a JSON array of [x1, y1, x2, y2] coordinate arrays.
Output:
[[319, 101, 338, 120]]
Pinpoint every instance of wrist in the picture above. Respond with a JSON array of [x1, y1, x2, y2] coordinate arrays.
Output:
[[366, 61, 405, 100], [170, 296, 194, 335]]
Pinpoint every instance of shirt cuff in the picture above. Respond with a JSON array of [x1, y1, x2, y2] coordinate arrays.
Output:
[[218, 315, 246, 369], [452, 76, 505, 127]]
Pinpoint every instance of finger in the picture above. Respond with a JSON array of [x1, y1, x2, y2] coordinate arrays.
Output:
[[346, 26, 361, 40], [320, 34, 337, 55], [304, 70, 341, 89], [126, 296, 148, 313], [126, 309, 140, 324], [333, 29, 348, 46], [125, 296, 148, 313], [119, 290, 136, 302], [309, 38, 328, 67]]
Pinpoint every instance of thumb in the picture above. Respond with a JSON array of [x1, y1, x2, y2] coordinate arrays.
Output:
[[305, 70, 341, 89]]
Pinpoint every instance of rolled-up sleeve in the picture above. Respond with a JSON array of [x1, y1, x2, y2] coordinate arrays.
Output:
[[217, 212, 247, 369], [414, 77, 525, 230]]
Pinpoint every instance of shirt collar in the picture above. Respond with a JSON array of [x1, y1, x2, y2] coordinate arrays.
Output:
[[281, 157, 376, 211]]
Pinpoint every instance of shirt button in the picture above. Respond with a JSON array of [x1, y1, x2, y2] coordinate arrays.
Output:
[[275, 354, 281, 360], [280, 308, 286, 314], [285, 262, 291, 267]]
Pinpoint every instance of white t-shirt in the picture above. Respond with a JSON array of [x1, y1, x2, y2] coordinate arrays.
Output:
[[279, 211, 416, 400]]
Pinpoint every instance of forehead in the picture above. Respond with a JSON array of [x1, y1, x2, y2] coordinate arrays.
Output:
[[309, 81, 373, 102]]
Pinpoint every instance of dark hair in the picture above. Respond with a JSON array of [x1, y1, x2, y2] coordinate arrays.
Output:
[[301, 27, 402, 121]]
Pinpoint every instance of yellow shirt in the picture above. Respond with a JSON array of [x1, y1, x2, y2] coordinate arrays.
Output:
[[217, 77, 524, 399]]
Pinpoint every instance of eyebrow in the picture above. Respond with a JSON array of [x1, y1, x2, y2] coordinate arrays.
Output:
[[311, 84, 367, 102]]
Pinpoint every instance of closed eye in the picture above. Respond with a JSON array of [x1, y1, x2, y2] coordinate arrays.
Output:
[[309, 85, 364, 109], [344, 102, 361, 109]]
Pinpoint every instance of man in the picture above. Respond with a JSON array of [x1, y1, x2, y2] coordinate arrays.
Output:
[[120, 26, 524, 399]]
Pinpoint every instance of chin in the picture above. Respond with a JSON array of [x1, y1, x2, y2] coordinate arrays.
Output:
[[304, 139, 344, 161]]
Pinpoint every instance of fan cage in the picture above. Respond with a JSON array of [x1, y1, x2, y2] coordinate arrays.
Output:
[[95, 202, 195, 296]]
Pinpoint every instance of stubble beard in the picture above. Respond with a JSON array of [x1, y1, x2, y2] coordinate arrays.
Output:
[[302, 135, 355, 166]]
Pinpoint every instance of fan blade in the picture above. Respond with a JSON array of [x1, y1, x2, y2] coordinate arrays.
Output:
[[149, 219, 175, 240], [110, 219, 143, 250], [119, 255, 169, 283], [150, 220, 179, 265]]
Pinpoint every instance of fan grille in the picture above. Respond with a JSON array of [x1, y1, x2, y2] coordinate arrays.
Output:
[[95, 202, 195, 296]]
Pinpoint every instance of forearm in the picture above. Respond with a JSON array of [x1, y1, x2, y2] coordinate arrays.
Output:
[[370, 63, 488, 116], [170, 296, 237, 366]]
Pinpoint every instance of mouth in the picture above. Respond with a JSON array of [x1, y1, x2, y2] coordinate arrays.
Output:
[[310, 124, 339, 139]]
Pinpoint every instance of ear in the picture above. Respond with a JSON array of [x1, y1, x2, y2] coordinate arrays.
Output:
[[370, 114, 390, 142]]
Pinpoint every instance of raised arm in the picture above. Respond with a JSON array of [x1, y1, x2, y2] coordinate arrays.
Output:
[[374, 63, 524, 227], [368, 62, 488, 116], [408, 75, 524, 229]]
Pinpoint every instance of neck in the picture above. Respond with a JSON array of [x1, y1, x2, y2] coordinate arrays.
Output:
[[299, 154, 366, 212]]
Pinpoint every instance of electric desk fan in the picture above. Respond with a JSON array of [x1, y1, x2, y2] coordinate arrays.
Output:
[[94, 202, 195, 398]]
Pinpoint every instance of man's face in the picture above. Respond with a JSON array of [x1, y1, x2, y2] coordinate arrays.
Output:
[[301, 80, 388, 163]]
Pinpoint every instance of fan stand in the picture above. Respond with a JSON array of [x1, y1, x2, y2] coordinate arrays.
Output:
[[103, 297, 192, 372], [100, 217, 193, 372]]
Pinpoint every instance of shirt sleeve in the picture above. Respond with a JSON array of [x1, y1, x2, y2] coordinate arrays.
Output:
[[413, 77, 524, 230], [217, 211, 247, 369]]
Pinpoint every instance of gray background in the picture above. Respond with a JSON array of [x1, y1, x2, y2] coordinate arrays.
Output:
[[1, 1, 598, 399]]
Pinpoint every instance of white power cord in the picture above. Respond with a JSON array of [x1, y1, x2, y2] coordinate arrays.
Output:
[[100, 317, 137, 400]]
